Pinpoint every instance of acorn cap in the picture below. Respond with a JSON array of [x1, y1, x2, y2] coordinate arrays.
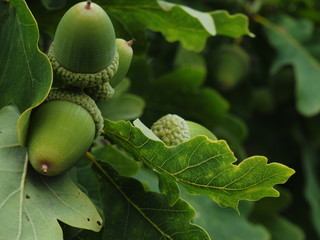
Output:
[[46, 88, 104, 137], [49, 46, 119, 88], [84, 81, 115, 102], [151, 114, 217, 146], [48, 1, 119, 87]]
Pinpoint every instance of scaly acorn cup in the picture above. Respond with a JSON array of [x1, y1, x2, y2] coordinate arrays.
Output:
[[84, 81, 115, 102], [27, 88, 104, 176], [151, 114, 217, 146], [109, 38, 134, 88], [48, 0, 119, 88]]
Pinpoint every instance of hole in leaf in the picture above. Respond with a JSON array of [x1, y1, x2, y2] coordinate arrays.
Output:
[[87, 218, 90, 222], [97, 221, 102, 226], [25, 194, 30, 199]]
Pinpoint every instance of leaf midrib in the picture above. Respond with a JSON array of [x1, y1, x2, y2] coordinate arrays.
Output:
[[17, 153, 28, 240], [91, 155, 173, 240]]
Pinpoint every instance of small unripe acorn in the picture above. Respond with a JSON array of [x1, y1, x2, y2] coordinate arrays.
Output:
[[109, 38, 134, 88], [41, 0, 66, 10], [27, 88, 104, 176], [212, 44, 249, 90], [151, 114, 217, 146], [48, 1, 119, 88], [84, 81, 115, 102], [251, 87, 275, 114]]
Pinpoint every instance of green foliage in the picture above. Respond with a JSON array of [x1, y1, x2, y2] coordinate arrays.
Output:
[[134, 165, 271, 240], [91, 144, 140, 177], [28, 0, 253, 52], [94, 161, 210, 240], [97, 80, 145, 121], [0, 0, 52, 146], [183, 194, 271, 240], [250, 188, 305, 240], [302, 146, 320, 236], [103, 119, 294, 212], [0, 105, 20, 147], [0, 147, 102, 240], [4, 0, 319, 239], [259, 14, 320, 116], [0, 0, 52, 112]]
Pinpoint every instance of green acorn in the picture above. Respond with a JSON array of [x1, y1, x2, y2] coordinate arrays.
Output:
[[27, 88, 104, 176], [41, 0, 66, 10], [48, 1, 119, 88], [85, 81, 115, 102], [251, 87, 275, 114], [151, 114, 217, 146], [212, 44, 249, 90], [109, 38, 134, 88]]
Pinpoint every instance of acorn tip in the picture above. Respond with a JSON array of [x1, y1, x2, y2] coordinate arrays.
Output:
[[41, 164, 49, 173], [127, 39, 136, 47]]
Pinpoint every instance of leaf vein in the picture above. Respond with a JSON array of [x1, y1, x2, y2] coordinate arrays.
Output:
[[171, 152, 229, 176], [159, 145, 186, 168], [222, 160, 261, 188], [41, 176, 88, 219]]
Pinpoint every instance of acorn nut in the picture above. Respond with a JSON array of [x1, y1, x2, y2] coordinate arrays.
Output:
[[212, 44, 249, 90], [41, 0, 66, 10], [48, 1, 119, 88], [27, 88, 104, 176], [109, 38, 134, 88], [151, 114, 217, 146]]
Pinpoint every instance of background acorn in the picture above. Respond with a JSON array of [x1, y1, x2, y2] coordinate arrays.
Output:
[[48, 0, 119, 88], [151, 114, 217, 146], [41, 0, 66, 10], [83, 38, 134, 101], [27, 88, 104, 176], [211, 44, 250, 90], [109, 38, 134, 88]]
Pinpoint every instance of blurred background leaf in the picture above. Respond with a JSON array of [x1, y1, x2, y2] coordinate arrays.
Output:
[[257, 14, 320, 116]]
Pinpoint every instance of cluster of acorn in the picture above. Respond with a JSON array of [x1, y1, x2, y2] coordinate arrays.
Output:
[[28, 1, 218, 177], [27, 1, 133, 176]]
